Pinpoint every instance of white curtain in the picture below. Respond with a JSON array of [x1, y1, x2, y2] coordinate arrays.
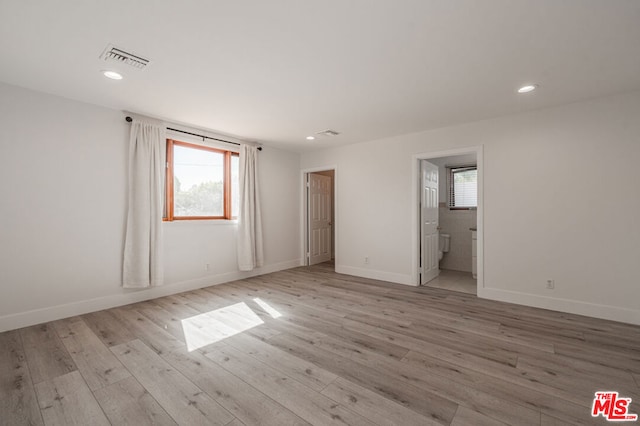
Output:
[[122, 118, 166, 288], [237, 145, 264, 271]]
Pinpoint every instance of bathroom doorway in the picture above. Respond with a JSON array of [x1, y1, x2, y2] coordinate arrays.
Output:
[[412, 147, 483, 295]]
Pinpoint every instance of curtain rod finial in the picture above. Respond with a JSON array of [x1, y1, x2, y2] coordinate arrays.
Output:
[[125, 116, 132, 123]]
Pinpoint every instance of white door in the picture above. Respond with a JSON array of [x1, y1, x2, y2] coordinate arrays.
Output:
[[421, 160, 439, 284], [308, 173, 332, 265]]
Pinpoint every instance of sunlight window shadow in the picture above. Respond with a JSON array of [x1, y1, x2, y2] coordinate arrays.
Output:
[[181, 302, 264, 351]]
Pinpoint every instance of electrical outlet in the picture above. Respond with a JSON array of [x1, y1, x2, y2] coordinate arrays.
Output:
[[205, 263, 211, 272], [364, 256, 370, 265], [546, 279, 555, 289]]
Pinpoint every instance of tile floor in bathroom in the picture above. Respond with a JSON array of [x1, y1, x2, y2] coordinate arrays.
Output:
[[424, 268, 477, 295]]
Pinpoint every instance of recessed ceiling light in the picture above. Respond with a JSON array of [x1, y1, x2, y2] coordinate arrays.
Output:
[[102, 70, 123, 80], [517, 84, 538, 93], [306, 136, 315, 140]]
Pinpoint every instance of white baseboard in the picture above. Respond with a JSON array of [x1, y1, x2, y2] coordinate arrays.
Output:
[[336, 265, 414, 286], [478, 287, 640, 326], [0, 258, 301, 332]]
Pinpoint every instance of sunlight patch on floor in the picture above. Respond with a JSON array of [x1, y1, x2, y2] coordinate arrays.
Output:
[[253, 297, 282, 318], [181, 302, 264, 351]]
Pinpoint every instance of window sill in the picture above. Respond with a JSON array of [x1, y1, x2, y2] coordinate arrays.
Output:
[[163, 219, 238, 226]]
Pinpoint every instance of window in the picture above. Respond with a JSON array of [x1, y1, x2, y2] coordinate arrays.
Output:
[[448, 165, 477, 209], [165, 139, 239, 220]]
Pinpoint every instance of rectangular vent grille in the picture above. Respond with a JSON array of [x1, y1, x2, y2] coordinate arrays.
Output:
[[100, 45, 150, 69], [317, 129, 340, 137]]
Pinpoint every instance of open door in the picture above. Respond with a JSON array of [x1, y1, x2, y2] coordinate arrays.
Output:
[[421, 160, 439, 284], [308, 173, 332, 265]]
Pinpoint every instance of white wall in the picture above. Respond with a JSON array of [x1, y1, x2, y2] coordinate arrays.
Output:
[[301, 91, 640, 324], [0, 82, 301, 331]]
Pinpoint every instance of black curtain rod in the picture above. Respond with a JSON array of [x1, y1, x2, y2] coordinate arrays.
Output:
[[125, 116, 261, 150]]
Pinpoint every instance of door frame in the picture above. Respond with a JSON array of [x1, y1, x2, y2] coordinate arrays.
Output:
[[411, 146, 484, 291], [301, 165, 338, 266]]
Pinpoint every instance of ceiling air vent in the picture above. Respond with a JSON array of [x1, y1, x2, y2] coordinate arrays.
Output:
[[100, 45, 150, 69], [317, 129, 340, 137]]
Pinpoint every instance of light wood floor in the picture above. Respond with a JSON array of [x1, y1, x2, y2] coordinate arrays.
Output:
[[2, 263, 639, 426]]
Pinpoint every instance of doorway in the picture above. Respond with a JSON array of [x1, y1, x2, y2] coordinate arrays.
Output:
[[302, 167, 336, 268], [412, 147, 483, 294]]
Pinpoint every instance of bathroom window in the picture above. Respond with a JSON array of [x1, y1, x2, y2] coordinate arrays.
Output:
[[448, 165, 477, 209], [164, 139, 239, 221]]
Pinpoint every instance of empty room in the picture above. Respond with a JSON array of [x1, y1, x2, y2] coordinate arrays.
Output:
[[1, 1, 639, 425]]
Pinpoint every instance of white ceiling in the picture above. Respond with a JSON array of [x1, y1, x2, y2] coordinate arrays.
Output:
[[1, 0, 639, 152]]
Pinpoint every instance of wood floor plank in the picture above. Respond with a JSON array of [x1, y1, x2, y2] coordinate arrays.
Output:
[[400, 349, 604, 424], [554, 341, 640, 374], [203, 344, 376, 426], [266, 331, 459, 424], [403, 347, 591, 408], [515, 354, 640, 401], [53, 316, 131, 391], [384, 311, 555, 354], [185, 289, 237, 312], [93, 376, 177, 426], [224, 293, 412, 363], [111, 306, 185, 355], [162, 348, 310, 426], [366, 322, 519, 367], [583, 330, 640, 351], [178, 304, 263, 352], [81, 309, 136, 347], [517, 347, 637, 383], [34, 370, 109, 426], [153, 295, 203, 318], [20, 323, 76, 384], [274, 275, 505, 337], [320, 377, 441, 426], [450, 405, 512, 426], [266, 314, 536, 424], [223, 332, 338, 392], [141, 298, 237, 351], [554, 334, 640, 374], [0, 330, 43, 426], [137, 302, 189, 343], [355, 348, 540, 426], [344, 305, 548, 362], [278, 309, 411, 361], [540, 413, 579, 426], [111, 339, 234, 426], [202, 300, 268, 335]]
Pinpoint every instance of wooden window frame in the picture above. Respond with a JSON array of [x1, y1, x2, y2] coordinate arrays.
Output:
[[165, 139, 238, 221]]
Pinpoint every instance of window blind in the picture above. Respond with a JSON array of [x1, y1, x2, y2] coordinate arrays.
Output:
[[448, 166, 477, 208]]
